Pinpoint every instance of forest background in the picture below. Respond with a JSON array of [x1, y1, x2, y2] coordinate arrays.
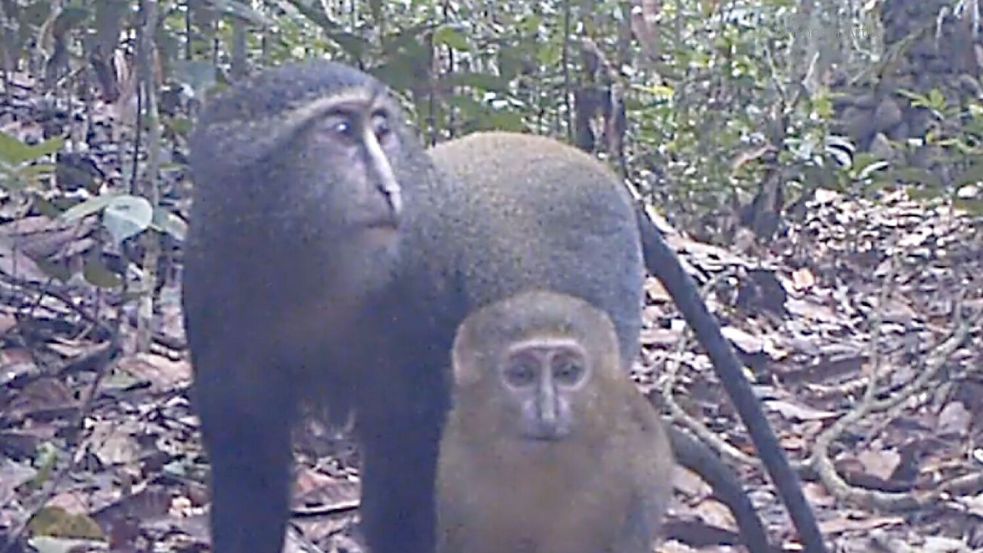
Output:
[[0, 1, 981, 552]]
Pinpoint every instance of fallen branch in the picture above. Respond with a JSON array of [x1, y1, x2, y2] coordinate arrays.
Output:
[[809, 294, 978, 511]]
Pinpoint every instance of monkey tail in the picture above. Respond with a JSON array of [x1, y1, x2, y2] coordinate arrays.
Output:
[[635, 203, 826, 553], [667, 427, 772, 553]]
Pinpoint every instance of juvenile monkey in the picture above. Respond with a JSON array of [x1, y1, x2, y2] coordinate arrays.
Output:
[[357, 130, 648, 553], [437, 290, 674, 553]]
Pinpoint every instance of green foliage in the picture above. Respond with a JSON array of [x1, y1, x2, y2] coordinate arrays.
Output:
[[868, 89, 983, 214], [0, 133, 63, 191], [628, 1, 852, 232], [27, 507, 105, 541], [4, 0, 977, 248], [61, 194, 154, 246]]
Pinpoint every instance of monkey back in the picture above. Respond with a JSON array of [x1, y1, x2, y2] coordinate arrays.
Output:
[[412, 132, 645, 367]]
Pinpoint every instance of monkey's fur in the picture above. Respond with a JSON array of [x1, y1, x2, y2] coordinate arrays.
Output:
[[183, 61, 435, 553], [183, 60, 823, 553], [358, 130, 645, 553], [437, 290, 673, 553], [430, 134, 824, 553]]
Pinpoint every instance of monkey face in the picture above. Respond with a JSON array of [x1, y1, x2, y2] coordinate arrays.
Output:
[[499, 339, 590, 441], [288, 90, 405, 237], [189, 61, 427, 251], [451, 290, 622, 447]]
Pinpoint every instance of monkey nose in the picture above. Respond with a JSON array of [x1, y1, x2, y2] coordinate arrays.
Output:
[[381, 182, 403, 217], [535, 388, 564, 438], [528, 419, 567, 442], [362, 129, 403, 218], [539, 400, 558, 427]]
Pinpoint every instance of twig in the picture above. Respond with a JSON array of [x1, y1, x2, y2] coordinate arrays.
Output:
[[0, 269, 179, 352], [809, 298, 978, 511], [0, 264, 123, 553], [660, 273, 760, 468]]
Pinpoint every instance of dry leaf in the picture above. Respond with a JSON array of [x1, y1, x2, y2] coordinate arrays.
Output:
[[857, 448, 902, 481]]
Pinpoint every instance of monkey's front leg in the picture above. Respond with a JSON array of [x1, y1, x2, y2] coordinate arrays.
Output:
[[194, 353, 299, 553], [356, 352, 450, 553]]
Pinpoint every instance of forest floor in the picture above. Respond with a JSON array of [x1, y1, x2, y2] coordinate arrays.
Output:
[[1, 73, 982, 553]]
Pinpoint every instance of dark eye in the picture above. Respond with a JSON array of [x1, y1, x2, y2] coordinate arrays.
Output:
[[372, 113, 392, 140], [503, 359, 537, 387], [553, 357, 585, 386], [320, 115, 356, 140], [334, 119, 354, 137]]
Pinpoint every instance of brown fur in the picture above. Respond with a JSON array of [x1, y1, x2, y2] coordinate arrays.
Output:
[[437, 291, 673, 553]]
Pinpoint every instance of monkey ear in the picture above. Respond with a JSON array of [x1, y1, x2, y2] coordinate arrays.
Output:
[[450, 322, 482, 388]]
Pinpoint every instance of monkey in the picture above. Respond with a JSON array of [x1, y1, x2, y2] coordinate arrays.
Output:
[[182, 60, 438, 553], [436, 290, 673, 553], [182, 60, 824, 553], [421, 133, 825, 553]]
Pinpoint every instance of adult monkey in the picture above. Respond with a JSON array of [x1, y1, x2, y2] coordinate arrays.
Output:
[[183, 61, 824, 553], [183, 61, 434, 553]]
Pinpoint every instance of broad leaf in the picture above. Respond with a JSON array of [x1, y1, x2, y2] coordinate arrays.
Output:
[[102, 196, 153, 245]]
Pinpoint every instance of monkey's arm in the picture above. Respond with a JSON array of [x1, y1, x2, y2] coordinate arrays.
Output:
[[623, 391, 675, 553], [634, 204, 827, 553]]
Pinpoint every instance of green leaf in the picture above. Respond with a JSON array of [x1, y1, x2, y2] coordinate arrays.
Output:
[[60, 193, 122, 222], [19, 162, 57, 179], [0, 133, 64, 165], [21, 1, 54, 28], [633, 83, 675, 99], [433, 24, 469, 51], [447, 95, 485, 118], [82, 256, 123, 288], [51, 6, 91, 36], [166, 117, 194, 138], [446, 72, 509, 92], [27, 137, 65, 159], [387, 23, 431, 50], [35, 259, 72, 283], [886, 167, 944, 189], [27, 505, 104, 540], [152, 208, 188, 241], [484, 110, 526, 132], [206, 0, 273, 26], [102, 196, 153, 245], [328, 31, 371, 59], [907, 186, 945, 200], [368, 0, 383, 24], [953, 197, 983, 215], [954, 160, 983, 187], [171, 60, 217, 99], [0, 171, 26, 191], [518, 14, 542, 34]]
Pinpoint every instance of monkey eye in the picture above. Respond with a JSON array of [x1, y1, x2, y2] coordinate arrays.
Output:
[[503, 358, 537, 388], [552, 356, 585, 386], [372, 112, 392, 140], [319, 114, 357, 142]]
